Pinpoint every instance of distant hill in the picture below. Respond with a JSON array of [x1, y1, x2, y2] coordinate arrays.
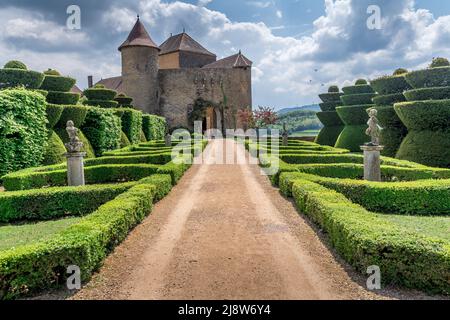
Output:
[[269, 106, 322, 135], [277, 104, 320, 115]]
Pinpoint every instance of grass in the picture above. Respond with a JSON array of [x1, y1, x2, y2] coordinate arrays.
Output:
[[290, 130, 320, 137], [377, 213, 450, 243], [0, 217, 81, 251]]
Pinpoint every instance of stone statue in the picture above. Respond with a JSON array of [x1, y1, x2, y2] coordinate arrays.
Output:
[[365, 108, 382, 146], [65, 120, 84, 153]]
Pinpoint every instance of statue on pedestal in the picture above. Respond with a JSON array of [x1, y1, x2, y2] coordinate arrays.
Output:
[[365, 108, 382, 146], [65, 120, 84, 153]]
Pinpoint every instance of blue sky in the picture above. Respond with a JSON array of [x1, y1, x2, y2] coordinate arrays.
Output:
[[0, 0, 450, 109]]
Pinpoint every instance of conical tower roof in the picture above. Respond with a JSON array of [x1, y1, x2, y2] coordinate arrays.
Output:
[[119, 16, 160, 51]]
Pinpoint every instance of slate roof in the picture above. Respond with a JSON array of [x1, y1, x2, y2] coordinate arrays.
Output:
[[119, 17, 160, 51], [202, 51, 252, 69], [70, 84, 82, 94], [95, 76, 124, 93], [159, 32, 216, 57]]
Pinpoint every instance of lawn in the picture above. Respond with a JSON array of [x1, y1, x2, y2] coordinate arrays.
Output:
[[378, 214, 450, 243], [0, 217, 81, 251]]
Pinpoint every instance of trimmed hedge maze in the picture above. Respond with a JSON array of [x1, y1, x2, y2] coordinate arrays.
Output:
[[248, 139, 450, 295], [315, 86, 344, 146], [335, 79, 375, 151], [0, 139, 207, 299]]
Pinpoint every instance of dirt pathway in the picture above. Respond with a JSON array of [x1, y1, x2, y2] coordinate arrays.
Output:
[[71, 139, 399, 300]]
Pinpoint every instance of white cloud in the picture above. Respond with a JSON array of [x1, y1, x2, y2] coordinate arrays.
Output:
[[246, 1, 273, 9], [276, 10, 283, 19], [197, 0, 213, 7]]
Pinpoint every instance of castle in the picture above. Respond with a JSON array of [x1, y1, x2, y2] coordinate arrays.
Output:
[[97, 17, 253, 131]]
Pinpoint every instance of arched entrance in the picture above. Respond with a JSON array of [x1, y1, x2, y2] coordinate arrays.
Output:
[[202, 106, 222, 133]]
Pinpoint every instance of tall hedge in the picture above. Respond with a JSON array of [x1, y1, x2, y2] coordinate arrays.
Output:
[[395, 58, 450, 167], [370, 69, 411, 157], [142, 114, 167, 141], [83, 84, 119, 109], [0, 89, 48, 176], [315, 86, 344, 146], [335, 80, 375, 151], [82, 107, 122, 156], [114, 108, 143, 145], [0, 61, 44, 89]]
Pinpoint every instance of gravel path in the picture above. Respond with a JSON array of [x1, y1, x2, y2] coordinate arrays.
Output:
[[70, 140, 438, 300]]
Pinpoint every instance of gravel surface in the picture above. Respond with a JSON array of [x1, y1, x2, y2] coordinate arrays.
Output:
[[60, 140, 444, 300]]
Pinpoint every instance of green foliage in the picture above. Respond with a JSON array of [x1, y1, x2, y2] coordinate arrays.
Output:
[[55, 127, 95, 159], [340, 93, 377, 106], [393, 68, 408, 76], [315, 126, 344, 147], [45, 104, 63, 129], [373, 105, 404, 128], [319, 101, 341, 112], [42, 130, 66, 165], [319, 92, 342, 103], [334, 125, 369, 152], [84, 100, 119, 109], [316, 111, 343, 126], [397, 130, 450, 168], [142, 114, 167, 141], [404, 87, 450, 101], [379, 127, 407, 158], [115, 93, 133, 107], [394, 100, 450, 131], [430, 57, 450, 68], [54, 105, 89, 128], [115, 108, 143, 144], [43, 69, 61, 76], [0, 89, 48, 177], [82, 108, 122, 156], [372, 93, 406, 106], [40, 75, 76, 92], [46, 91, 80, 105], [120, 130, 131, 148], [342, 84, 374, 95], [336, 105, 370, 125], [328, 85, 339, 93], [405, 67, 450, 88], [355, 79, 368, 85], [0, 69, 44, 89], [94, 83, 105, 88], [83, 88, 117, 101], [370, 75, 411, 95], [140, 130, 147, 142], [271, 109, 322, 134], [4, 61, 27, 70], [0, 183, 135, 222]]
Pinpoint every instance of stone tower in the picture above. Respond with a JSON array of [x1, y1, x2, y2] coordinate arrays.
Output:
[[119, 16, 160, 114]]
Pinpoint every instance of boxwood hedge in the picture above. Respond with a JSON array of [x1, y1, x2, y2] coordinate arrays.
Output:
[[55, 127, 95, 159], [54, 105, 89, 128], [45, 104, 64, 129], [318, 92, 342, 103], [342, 84, 374, 95], [372, 93, 406, 106], [115, 108, 143, 144], [0, 69, 44, 90], [142, 114, 167, 141], [340, 93, 377, 106], [83, 88, 117, 101], [370, 75, 411, 95], [83, 99, 119, 109], [335, 105, 370, 125], [46, 91, 80, 105], [40, 75, 76, 92], [42, 130, 66, 165], [405, 66, 450, 88], [394, 100, 450, 131], [404, 87, 450, 101], [314, 126, 345, 147]]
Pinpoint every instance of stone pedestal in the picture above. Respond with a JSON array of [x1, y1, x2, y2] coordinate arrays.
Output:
[[65, 152, 86, 186], [360, 145, 384, 182], [165, 134, 172, 147]]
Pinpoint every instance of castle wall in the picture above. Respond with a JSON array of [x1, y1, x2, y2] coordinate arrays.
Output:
[[158, 68, 252, 130], [121, 46, 160, 114], [179, 51, 216, 68], [159, 52, 180, 69]]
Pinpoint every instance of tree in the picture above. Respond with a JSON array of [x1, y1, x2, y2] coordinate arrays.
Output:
[[238, 106, 278, 130]]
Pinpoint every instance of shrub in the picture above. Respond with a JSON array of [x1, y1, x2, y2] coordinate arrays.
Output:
[[405, 66, 450, 88], [403, 87, 450, 101], [372, 93, 406, 106], [394, 100, 450, 131], [4, 61, 27, 70], [140, 130, 147, 142], [42, 130, 66, 165], [83, 88, 117, 101], [55, 127, 95, 159], [142, 114, 167, 141], [46, 91, 80, 105], [116, 108, 143, 144], [120, 130, 131, 147], [316, 111, 343, 126], [393, 68, 408, 76], [84, 100, 119, 109], [430, 57, 450, 68], [54, 105, 89, 128], [319, 101, 341, 112], [315, 126, 344, 147], [340, 93, 377, 106], [334, 124, 370, 152], [328, 85, 339, 93], [355, 79, 367, 85], [43, 69, 61, 76], [0, 69, 44, 89], [82, 108, 122, 156], [370, 75, 411, 95], [0, 89, 48, 177], [288, 179, 450, 294], [94, 84, 105, 88], [40, 75, 76, 92], [0, 183, 135, 222], [396, 130, 450, 168], [342, 85, 374, 95], [335, 105, 370, 125], [318, 92, 342, 103], [115, 93, 133, 107], [45, 104, 64, 128]]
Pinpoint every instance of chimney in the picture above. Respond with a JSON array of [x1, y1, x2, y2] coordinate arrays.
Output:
[[88, 75, 93, 88]]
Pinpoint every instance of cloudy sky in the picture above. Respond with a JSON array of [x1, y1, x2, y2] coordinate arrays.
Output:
[[1, 0, 450, 109]]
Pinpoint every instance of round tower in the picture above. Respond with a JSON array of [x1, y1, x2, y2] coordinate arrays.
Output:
[[119, 16, 160, 114]]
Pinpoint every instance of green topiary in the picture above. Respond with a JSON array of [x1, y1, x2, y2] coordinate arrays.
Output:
[[334, 124, 370, 152], [40, 75, 76, 92], [0, 89, 48, 176], [393, 68, 408, 76], [115, 108, 143, 144], [342, 85, 374, 95], [83, 99, 119, 109], [0, 69, 44, 89], [46, 91, 80, 105], [404, 66, 450, 88], [140, 130, 147, 142], [55, 127, 95, 158], [4, 60, 27, 70], [336, 105, 371, 125], [355, 79, 367, 85], [115, 93, 133, 107], [83, 88, 117, 101], [316, 111, 344, 127], [142, 114, 167, 141], [82, 107, 122, 156], [42, 130, 66, 165], [315, 125, 344, 147], [328, 85, 339, 93], [370, 75, 411, 95], [394, 100, 450, 131], [43, 69, 61, 76], [94, 83, 105, 88], [45, 104, 64, 128], [429, 57, 450, 68], [340, 93, 377, 106], [372, 93, 406, 106], [120, 130, 131, 147], [403, 87, 450, 101], [54, 105, 89, 128]]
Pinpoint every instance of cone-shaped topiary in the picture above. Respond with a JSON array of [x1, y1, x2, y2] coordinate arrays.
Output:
[[315, 85, 344, 146], [83, 84, 119, 109], [42, 130, 66, 165], [114, 93, 134, 108], [370, 69, 411, 157], [0, 61, 44, 89], [396, 58, 450, 167], [334, 80, 376, 151]]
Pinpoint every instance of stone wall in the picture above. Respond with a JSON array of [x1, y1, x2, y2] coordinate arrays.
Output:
[[179, 51, 216, 68], [159, 52, 180, 69], [158, 67, 252, 130]]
